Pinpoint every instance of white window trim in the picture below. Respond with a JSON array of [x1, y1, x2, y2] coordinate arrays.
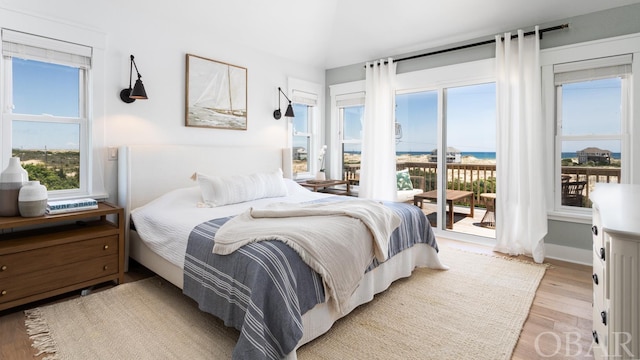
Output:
[[329, 81, 365, 179], [287, 78, 323, 179], [0, 8, 107, 200], [541, 32, 640, 222]]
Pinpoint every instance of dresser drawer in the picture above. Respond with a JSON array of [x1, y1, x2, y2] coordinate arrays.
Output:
[[592, 303, 609, 355], [0, 235, 118, 280], [592, 256, 609, 359], [593, 241, 607, 267], [592, 251, 606, 305], [0, 254, 118, 305], [591, 206, 604, 251]]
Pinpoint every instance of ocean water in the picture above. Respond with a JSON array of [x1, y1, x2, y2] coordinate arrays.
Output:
[[345, 151, 622, 161], [396, 151, 497, 160], [361, 151, 498, 160]]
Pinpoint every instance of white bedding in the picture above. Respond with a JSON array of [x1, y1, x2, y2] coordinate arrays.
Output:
[[130, 179, 330, 268]]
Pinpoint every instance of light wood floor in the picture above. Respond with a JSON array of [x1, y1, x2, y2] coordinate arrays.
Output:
[[0, 239, 593, 360]]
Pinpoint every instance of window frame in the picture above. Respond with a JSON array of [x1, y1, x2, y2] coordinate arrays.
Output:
[[0, 10, 108, 201], [287, 78, 322, 179], [291, 103, 312, 175], [2, 54, 90, 197], [329, 81, 365, 179], [554, 72, 629, 213], [541, 33, 640, 223], [335, 92, 365, 185]]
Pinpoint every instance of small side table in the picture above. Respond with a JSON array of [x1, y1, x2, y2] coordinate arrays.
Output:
[[479, 193, 496, 228], [298, 179, 351, 196], [413, 190, 474, 230]]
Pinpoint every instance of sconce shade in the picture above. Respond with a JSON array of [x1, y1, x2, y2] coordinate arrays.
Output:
[[284, 104, 294, 117], [130, 78, 148, 99], [120, 54, 148, 103], [274, 87, 295, 119]]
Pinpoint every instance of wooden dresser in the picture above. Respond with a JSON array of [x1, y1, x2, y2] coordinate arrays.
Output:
[[0, 202, 124, 311], [590, 184, 640, 359]]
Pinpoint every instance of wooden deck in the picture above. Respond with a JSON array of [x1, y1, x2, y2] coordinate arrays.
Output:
[[414, 201, 496, 238]]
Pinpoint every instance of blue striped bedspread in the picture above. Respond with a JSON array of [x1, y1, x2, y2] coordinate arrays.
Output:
[[182, 199, 438, 360]]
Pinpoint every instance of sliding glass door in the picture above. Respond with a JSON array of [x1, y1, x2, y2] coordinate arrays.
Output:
[[395, 82, 496, 239], [444, 83, 496, 237], [395, 90, 439, 227]]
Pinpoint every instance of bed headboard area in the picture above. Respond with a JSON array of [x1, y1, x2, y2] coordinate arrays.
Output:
[[116, 144, 288, 273], [117, 144, 287, 213]]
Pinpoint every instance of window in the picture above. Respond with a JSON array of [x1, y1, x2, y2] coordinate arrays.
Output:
[[335, 92, 365, 184], [292, 103, 311, 174], [554, 55, 630, 210], [288, 80, 321, 178], [395, 90, 437, 162], [2, 29, 91, 197]]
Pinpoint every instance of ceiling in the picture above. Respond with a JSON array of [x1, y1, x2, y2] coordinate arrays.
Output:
[[219, 0, 640, 69], [8, 0, 640, 70]]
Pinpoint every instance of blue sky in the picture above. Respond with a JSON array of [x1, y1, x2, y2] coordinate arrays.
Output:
[[12, 58, 80, 150], [344, 78, 621, 154], [395, 82, 497, 153], [561, 78, 621, 152]]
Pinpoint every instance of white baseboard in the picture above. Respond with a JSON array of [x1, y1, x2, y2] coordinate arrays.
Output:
[[436, 232, 592, 266], [544, 243, 592, 266]]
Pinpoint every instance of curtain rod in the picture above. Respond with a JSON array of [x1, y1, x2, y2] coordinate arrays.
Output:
[[365, 24, 568, 67]]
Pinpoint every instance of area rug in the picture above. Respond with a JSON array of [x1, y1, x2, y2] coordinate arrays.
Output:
[[25, 247, 546, 360]]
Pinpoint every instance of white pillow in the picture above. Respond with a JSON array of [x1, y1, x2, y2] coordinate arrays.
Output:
[[194, 169, 288, 207]]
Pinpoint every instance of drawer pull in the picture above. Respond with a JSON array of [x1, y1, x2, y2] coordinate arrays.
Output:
[[601, 311, 607, 326], [592, 273, 598, 285], [591, 225, 598, 236], [592, 330, 599, 344], [103, 245, 109, 250], [0, 290, 6, 296], [0, 265, 6, 271], [599, 247, 605, 261], [103, 265, 109, 271]]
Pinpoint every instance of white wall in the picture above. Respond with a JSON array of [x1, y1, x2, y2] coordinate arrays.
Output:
[[0, 0, 324, 202]]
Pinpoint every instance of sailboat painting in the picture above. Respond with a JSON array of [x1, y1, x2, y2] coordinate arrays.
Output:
[[185, 54, 247, 130]]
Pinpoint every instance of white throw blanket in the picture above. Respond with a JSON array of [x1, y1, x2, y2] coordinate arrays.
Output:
[[213, 199, 401, 314]]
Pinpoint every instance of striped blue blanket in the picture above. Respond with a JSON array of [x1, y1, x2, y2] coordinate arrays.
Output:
[[183, 199, 438, 360]]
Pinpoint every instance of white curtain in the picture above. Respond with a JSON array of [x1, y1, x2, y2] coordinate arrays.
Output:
[[359, 58, 397, 201], [494, 27, 547, 263]]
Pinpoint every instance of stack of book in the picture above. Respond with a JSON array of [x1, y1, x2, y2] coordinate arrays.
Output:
[[46, 198, 99, 215]]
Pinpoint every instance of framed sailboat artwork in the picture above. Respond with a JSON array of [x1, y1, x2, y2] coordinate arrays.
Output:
[[185, 54, 248, 130]]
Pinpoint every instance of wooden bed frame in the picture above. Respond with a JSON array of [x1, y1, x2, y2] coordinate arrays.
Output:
[[117, 144, 445, 359]]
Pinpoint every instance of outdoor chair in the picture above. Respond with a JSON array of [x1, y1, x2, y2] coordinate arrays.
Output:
[[561, 181, 587, 207], [396, 174, 425, 202]]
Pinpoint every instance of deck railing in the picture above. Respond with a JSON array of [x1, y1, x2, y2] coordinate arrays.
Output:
[[558, 166, 620, 206], [343, 162, 621, 206]]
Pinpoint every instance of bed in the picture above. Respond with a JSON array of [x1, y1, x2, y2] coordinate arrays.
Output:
[[117, 144, 447, 360]]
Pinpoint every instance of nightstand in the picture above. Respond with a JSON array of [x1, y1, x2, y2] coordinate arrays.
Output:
[[0, 202, 124, 311]]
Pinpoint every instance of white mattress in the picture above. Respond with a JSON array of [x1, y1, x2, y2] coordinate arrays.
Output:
[[131, 179, 330, 268]]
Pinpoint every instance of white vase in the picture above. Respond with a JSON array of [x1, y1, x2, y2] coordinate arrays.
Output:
[[19, 181, 48, 217], [315, 171, 326, 181], [0, 157, 29, 216]]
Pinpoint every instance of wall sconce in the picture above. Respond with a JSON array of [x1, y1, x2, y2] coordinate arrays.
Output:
[[120, 54, 148, 103], [273, 87, 294, 119]]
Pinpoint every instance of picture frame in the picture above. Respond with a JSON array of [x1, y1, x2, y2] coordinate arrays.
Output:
[[185, 53, 247, 130]]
